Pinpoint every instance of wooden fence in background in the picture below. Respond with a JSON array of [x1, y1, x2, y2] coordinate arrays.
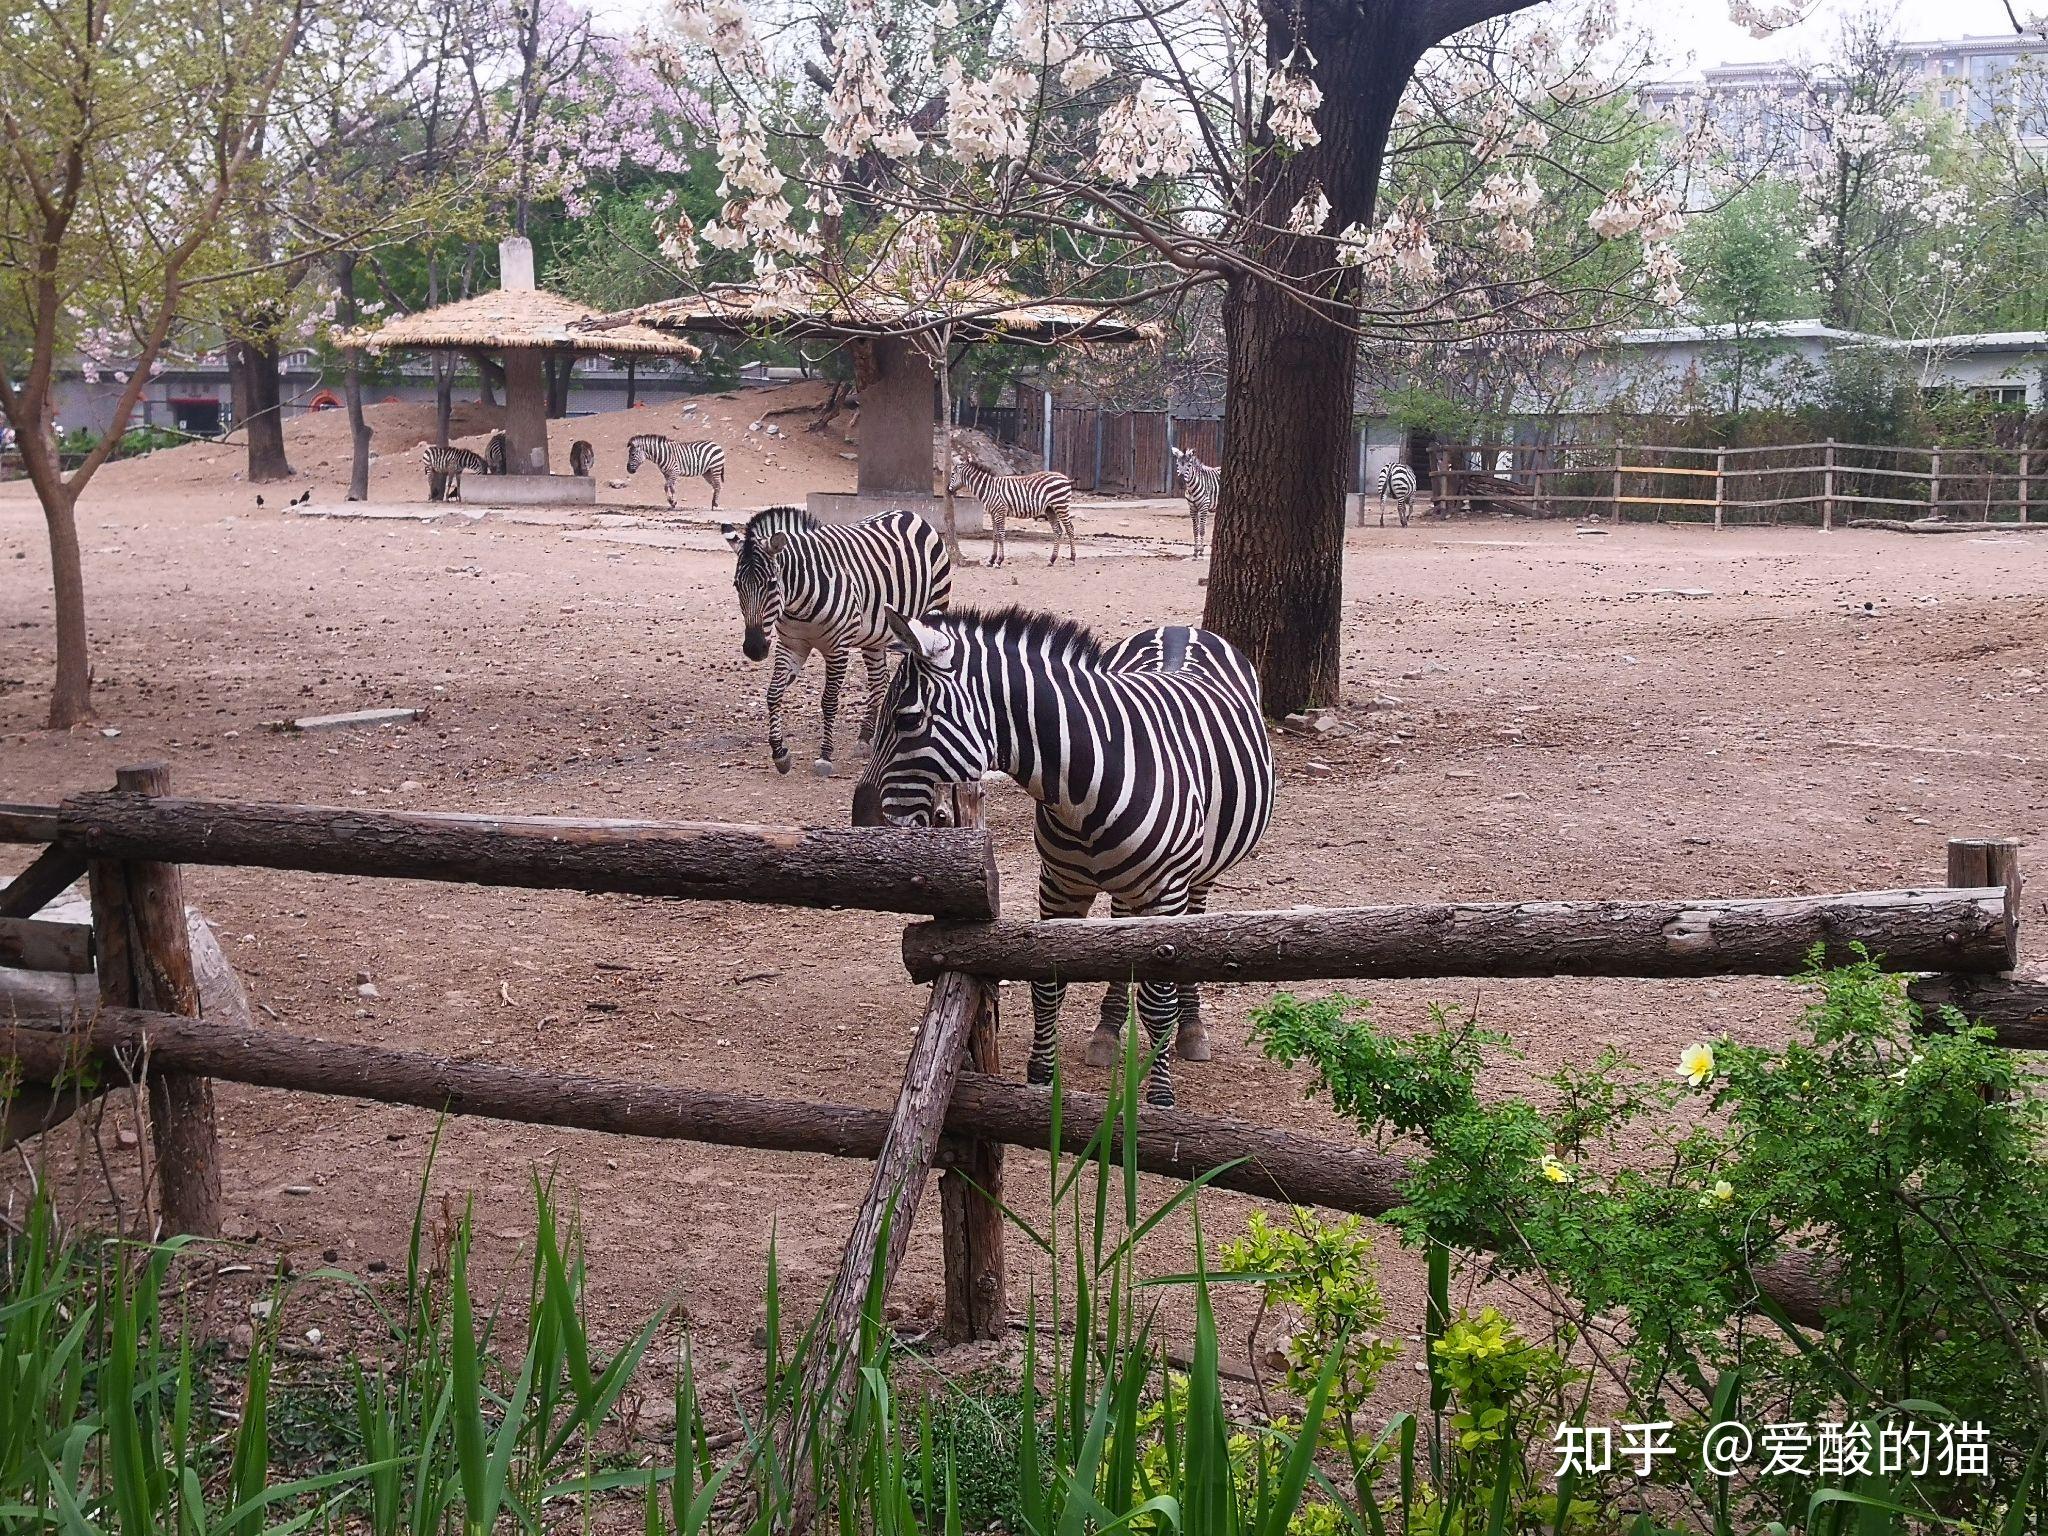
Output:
[[1433, 439, 2045, 527]]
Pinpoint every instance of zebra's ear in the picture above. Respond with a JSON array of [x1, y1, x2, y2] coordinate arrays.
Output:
[[907, 618, 957, 673], [767, 531, 790, 555], [883, 608, 920, 653], [721, 524, 743, 550]]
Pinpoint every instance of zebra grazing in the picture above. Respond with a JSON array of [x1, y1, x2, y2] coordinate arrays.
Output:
[[947, 457, 1076, 566], [628, 434, 725, 508], [854, 607, 1275, 1106], [485, 432, 507, 476], [723, 506, 952, 776], [420, 444, 489, 502], [1373, 462, 1417, 528], [569, 439, 595, 477], [1170, 446, 1217, 558]]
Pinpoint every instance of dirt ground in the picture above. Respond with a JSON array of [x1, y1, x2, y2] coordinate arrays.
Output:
[[4, 392, 2046, 1418]]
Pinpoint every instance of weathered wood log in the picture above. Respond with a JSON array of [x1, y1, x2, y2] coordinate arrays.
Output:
[[1847, 518, 2048, 535], [0, 917, 93, 973], [941, 987, 1007, 1343], [1908, 975, 2048, 1050], [902, 886, 2013, 985], [88, 766, 220, 1238], [58, 793, 1000, 920], [0, 842, 88, 918], [0, 802, 62, 844], [0, 996, 1830, 1326]]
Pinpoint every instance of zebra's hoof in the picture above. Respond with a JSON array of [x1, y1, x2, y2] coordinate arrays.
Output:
[[1176, 1028, 1212, 1062], [811, 758, 835, 778], [1083, 1029, 1120, 1068], [1026, 1063, 1053, 1087], [772, 752, 792, 775]]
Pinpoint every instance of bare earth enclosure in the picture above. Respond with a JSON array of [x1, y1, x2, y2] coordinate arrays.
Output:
[[3, 392, 2045, 1414]]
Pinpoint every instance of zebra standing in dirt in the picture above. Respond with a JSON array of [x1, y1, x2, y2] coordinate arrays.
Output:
[[723, 506, 952, 776], [1170, 446, 1217, 559], [853, 607, 1275, 1106], [628, 434, 725, 508], [1373, 462, 1417, 527], [947, 457, 1076, 566], [485, 432, 507, 476], [420, 444, 489, 502]]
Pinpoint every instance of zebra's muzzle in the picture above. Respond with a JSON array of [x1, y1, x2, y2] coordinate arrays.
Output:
[[742, 628, 770, 662], [850, 783, 884, 827]]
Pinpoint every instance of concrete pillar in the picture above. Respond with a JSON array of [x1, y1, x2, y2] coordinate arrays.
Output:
[[856, 336, 937, 496], [502, 348, 550, 475]]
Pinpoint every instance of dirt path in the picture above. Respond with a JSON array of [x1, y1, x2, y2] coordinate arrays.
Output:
[[4, 413, 2045, 1415]]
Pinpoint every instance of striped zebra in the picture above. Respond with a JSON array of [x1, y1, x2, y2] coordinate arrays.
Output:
[[1374, 462, 1417, 528], [723, 506, 952, 776], [628, 434, 725, 508], [569, 439, 595, 477], [1169, 446, 1217, 558], [947, 457, 1076, 566], [853, 607, 1275, 1106], [420, 444, 488, 502], [485, 432, 507, 476]]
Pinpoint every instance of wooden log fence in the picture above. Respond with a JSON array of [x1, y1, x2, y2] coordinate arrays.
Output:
[[0, 769, 2036, 1414], [1431, 438, 2045, 525]]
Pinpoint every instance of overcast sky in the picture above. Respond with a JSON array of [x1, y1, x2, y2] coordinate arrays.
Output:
[[1629, 0, 2019, 75]]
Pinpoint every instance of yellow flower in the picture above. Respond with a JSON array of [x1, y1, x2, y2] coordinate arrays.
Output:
[[1711, 1179, 1735, 1204], [1540, 1155, 1574, 1185], [1678, 1042, 1717, 1088]]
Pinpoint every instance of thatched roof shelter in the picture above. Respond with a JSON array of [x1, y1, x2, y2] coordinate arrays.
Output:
[[601, 283, 1150, 347]]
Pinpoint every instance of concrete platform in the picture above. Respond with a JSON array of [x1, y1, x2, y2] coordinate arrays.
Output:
[[806, 489, 984, 534], [465, 473, 596, 506]]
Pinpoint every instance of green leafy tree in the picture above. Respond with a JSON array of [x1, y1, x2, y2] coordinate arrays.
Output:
[[1681, 181, 1812, 413]]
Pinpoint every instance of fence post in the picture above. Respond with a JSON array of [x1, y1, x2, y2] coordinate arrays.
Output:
[[1092, 411, 1105, 491], [1611, 442, 1623, 522], [1431, 446, 1449, 516], [1930, 442, 1943, 518], [939, 793, 1005, 1343], [2022, 449, 2032, 524], [1714, 447, 1726, 530], [87, 763, 221, 1237], [1947, 836, 2021, 971], [1822, 438, 1837, 531], [1042, 390, 1053, 471]]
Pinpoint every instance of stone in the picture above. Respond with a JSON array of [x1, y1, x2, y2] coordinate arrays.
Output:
[[1303, 761, 1335, 779]]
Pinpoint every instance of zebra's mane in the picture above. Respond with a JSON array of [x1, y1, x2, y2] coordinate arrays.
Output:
[[740, 505, 820, 551], [939, 605, 1109, 666], [627, 431, 669, 445]]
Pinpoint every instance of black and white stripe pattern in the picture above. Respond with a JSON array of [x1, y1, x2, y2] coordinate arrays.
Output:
[[723, 506, 953, 776], [485, 432, 507, 476], [1374, 462, 1417, 527], [947, 457, 1076, 565], [627, 434, 726, 508], [1170, 446, 1217, 558], [570, 439, 595, 478], [420, 444, 489, 501], [853, 607, 1275, 1106]]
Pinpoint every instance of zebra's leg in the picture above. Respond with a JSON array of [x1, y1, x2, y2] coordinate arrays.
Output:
[[764, 637, 804, 775], [857, 646, 888, 745], [1027, 869, 1096, 1086], [1175, 885, 1213, 1061], [1399, 492, 1412, 528], [708, 469, 721, 508], [1063, 512, 1078, 564], [1379, 492, 1387, 528], [989, 505, 1005, 567], [664, 469, 677, 510], [814, 648, 849, 776], [1086, 895, 1135, 1068], [1133, 885, 1193, 1106]]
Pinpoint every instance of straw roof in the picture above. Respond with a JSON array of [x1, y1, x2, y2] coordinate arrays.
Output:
[[593, 284, 1153, 346], [341, 287, 703, 359]]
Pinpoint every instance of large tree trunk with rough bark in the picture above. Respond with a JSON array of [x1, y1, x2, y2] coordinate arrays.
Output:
[[338, 256, 372, 501], [1201, 0, 1527, 715], [227, 333, 293, 483]]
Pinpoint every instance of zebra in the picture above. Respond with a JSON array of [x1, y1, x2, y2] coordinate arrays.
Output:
[[420, 444, 488, 502], [853, 607, 1275, 1106], [485, 432, 507, 476], [947, 457, 1076, 566], [570, 439, 594, 477], [1373, 462, 1417, 528], [1169, 446, 1217, 559], [628, 434, 725, 508], [723, 505, 952, 776]]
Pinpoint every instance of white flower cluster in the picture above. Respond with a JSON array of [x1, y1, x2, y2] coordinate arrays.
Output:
[[944, 60, 1032, 164], [1011, 0, 1075, 67], [1062, 50, 1111, 90], [1266, 50, 1322, 152], [1587, 169, 1681, 241], [1828, 110, 1893, 156], [1287, 184, 1331, 234], [704, 110, 816, 260], [655, 209, 698, 268], [1094, 84, 1194, 186], [1335, 207, 1436, 285], [1726, 0, 1803, 38], [673, 0, 758, 66], [932, 0, 958, 25], [1643, 239, 1683, 307], [1469, 168, 1542, 221], [825, 17, 913, 160], [1509, 118, 1551, 153]]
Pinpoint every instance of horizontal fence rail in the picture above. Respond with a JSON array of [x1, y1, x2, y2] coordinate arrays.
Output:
[[0, 993, 1834, 1326], [903, 885, 2015, 985], [13, 793, 1000, 920]]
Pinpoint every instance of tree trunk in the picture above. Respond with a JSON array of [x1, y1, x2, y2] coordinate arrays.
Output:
[[228, 334, 293, 483], [472, 350, 499, 407], [933, 336, 961, 561], [339, 256, 372, 501], [546, 351, 572, 418], [42, 488, 92, 728], [1200, 6, 1417, 716]]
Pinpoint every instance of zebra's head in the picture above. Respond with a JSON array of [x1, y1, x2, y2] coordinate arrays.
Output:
[[722, 522, 788, 662], [625, 437, 649, 474], [945, 456, 973, 493], [852, 612, 989, 828]]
